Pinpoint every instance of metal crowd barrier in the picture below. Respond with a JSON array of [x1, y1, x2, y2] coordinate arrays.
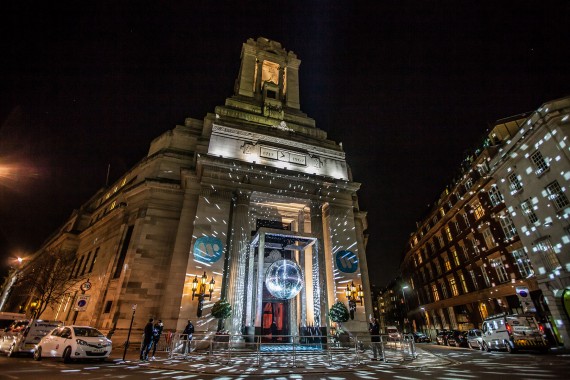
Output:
[[163, 332, 417, 367]]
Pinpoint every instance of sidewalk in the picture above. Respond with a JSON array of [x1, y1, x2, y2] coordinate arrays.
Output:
[[112, 345, 454, 375]]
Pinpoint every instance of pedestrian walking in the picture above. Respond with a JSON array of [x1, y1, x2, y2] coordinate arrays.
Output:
[[149, 319, 164, 360], [369, 316, 381, 360], [183, 320, 194, 355], [140, 318, 154, 361]]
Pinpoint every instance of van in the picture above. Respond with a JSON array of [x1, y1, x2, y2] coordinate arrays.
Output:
[[0, 312, 26, 331], [0, 319, 63, 357], [481, 313, 549, 353]]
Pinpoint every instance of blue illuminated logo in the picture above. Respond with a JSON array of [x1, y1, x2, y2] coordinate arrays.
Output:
[[193, 237, 223, 264], [335, 250, 358, 273]]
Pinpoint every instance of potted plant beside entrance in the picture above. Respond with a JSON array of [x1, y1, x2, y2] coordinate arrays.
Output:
[[211, 299, 232, 344], [329, 301, 350, 347]]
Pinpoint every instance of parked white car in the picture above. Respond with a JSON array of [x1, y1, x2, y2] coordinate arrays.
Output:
[[0, 319, 62, 357], [33, 325, 112, 362]]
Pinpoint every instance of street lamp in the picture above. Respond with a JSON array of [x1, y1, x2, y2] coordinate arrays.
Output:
[[192, 272, 215, 317], [345, 281, 364, 305], [401, 285, 409, 333]]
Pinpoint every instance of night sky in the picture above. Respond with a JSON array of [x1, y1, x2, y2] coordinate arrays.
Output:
[[1, 1, 569, 286]]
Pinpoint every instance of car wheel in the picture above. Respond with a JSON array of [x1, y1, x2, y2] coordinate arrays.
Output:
[[505, 341, 515, 354], [7, 344, 16, 358], [63, 346, 72, 363], [483, 341, 491, 352], [33, 346, 42, 361], [478, 341, 484, 351]]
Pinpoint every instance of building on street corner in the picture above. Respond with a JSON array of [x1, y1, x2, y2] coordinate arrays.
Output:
[[400, 96, 570, 348]]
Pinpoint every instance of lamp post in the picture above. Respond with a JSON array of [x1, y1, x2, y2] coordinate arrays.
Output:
[[345, 281, 364, 320], [122, 304, 137, 361], [401, 285, 409, 333], [192, 272, 215, 318]]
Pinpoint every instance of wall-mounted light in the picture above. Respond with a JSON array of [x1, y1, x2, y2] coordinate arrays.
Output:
[[192, 272, 215, 317]]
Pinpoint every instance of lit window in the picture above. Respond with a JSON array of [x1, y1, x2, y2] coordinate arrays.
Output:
[[454, 219, 461, 233], [511, 248, 534, 278], [416, 252, 423, 265], [545, 181, 570, 211], [445, 226, 453, 241], [465, 178, 474, 191], [489, 186, 504, 207], [490, 258, 509, 283], [443, 254, 451, 272], [473, 201, 485, 220], [459, 272, 469, 293], [530, 150, 549, 176], [521, 199, 539, 224], [451, 247, 460, 266], [500, 214, 517, 239], [440, 207, 445, 217], [482, 228, 495, 248], [449, 277, 459, 296], [508, 173, 523, 193], [534, 239, 562, 271], [432, 284, 440, 302]]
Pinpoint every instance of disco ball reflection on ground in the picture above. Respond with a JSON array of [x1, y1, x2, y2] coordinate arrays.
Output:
[[265, 259, 304, 300]]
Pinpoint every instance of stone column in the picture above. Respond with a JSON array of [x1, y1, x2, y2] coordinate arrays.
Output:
[[354, 210, 372, 318], [298, 210, 307, 327], [254, 232, 266, 328], [227, 191, 251, 335], [245, 241, 256, 326], [310, 201, 326, 327]]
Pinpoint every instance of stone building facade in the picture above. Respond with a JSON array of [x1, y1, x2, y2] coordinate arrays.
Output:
[[401, 97, 570, 347], [1, 38, 371, 340]]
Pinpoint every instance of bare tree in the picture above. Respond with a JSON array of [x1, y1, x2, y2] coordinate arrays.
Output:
[[16, 249, 85, 319]]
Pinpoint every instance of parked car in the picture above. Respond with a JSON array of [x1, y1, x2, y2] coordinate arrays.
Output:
[[446, 330, 468, 347], [0, 319, 62, 357], [386, 326, 401, 341], [33, 325, 112, 362], [466, 329, 483, 350], [435, 330, 449, 345], [481, 313, 549, 353], [413, 332, 431, 343], [0, 312, 26, 331]]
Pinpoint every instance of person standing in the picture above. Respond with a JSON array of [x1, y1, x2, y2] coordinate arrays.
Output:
[[182, 320, 194, 355], [369, 316, 381, 360], [140, 318, 154, 361], [149, 319, 164, 360]]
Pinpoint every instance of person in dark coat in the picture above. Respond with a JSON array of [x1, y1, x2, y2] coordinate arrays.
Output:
[[149, 319, 164, 360], [369, 316, 381, 360], [140, 318, 154, 361], [182, 320, 194, 354]]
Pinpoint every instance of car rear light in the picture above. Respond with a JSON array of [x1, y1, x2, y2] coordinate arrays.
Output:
[[506, 324, 512, 334], [538, 324, 545, 333]]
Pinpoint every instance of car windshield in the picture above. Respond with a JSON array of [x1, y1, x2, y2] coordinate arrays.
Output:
[[73, 327, 105, 338]]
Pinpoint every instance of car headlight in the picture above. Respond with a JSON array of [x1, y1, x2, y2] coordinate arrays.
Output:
[[76, 339, 89, 346]]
